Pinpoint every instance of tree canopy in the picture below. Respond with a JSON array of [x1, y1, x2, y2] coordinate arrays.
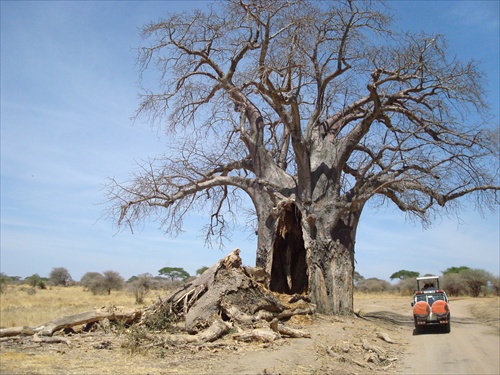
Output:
[[158, 267, 190, 281], [49, 267, 72, 287], [442, 266, 471, 275], [389, 270, 420, 280]]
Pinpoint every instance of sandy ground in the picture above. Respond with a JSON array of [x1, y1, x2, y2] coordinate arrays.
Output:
[[1, 296, 498, 374]]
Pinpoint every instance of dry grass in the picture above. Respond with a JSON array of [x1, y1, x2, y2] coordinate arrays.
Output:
[[0, 285, 149, 328], [469, 296, 500, 331], [354, 291, 410, 299]]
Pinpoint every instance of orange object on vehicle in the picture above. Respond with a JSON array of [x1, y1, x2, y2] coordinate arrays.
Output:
[[431, 300, 449, 315], [413, 301, 430, 316]]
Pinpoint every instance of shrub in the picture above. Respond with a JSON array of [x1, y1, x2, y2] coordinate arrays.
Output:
[[0, 273, 10, 294], [491, 277, 500, 296], [88, 274, 108, 295], [441, 273, 465, 297], [81, 272, 103, 291], [356, 278, 392, 293], [394, 277, 416, 296], [24, 274, 47, 289], [129, 273, 153, 304]]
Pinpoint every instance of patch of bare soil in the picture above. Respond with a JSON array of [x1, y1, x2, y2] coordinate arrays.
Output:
[[0, 309, 408, 375]]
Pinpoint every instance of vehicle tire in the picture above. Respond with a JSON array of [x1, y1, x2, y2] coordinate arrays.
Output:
[[444, 322, 451, 333]]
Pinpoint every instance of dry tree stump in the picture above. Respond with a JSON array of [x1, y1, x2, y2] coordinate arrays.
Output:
[[140, 248, 314, 342]]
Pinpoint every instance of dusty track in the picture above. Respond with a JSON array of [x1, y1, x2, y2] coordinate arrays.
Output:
[[400, 299, 499, 374], [357, 296, 500, 375]]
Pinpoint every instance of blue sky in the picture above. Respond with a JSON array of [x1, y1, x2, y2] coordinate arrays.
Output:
[[1, 1, 498, 282]]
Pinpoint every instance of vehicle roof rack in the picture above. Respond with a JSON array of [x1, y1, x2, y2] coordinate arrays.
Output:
[[416, 276, 440, 290], [416, 276, 440, 280]]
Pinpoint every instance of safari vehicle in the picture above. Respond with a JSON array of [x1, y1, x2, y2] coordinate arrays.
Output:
[[411, 276, 451, 333]]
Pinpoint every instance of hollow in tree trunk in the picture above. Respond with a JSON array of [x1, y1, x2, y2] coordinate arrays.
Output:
[[258, 201, 359, 315]]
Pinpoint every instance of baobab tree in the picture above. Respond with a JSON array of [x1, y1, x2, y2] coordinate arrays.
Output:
[[107, 0, 499, 314]]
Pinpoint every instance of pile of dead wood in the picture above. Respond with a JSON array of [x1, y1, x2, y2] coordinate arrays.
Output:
[[0, 249, 314, 345]]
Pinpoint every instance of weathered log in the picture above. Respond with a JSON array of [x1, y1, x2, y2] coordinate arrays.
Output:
[[32, 333, 72, 347], [0, 307, 142, 338], [376, 331, 397, 344], [221, 303, 255, 325], [36, 307, 142, 336], [277, 322, 311, 338], [233, 328, 280, 343], [195, 317, 232, 343], [361, 338, 386, 358], [276, 305, 315, 320], [143, 318, 232, 346], [0, 326, 36, 338]]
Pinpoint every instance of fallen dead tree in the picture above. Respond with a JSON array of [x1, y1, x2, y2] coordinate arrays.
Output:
[[139, 249, 314, 343], [0, 306, 142, 338], [1, 249, 314, 347]]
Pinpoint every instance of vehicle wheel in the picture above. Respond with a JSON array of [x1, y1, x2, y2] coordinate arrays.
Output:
[[444, 322, 451, 333]]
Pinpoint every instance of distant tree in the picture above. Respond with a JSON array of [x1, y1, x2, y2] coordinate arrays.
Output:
[[158, 267, 190, 281], [353, 271, 364, 286], [127, 275, 139, 283], [442, 266, 471, 275], [102, 270, 125, 295], [80, 272, 103, 291], [491, 277, 500, 296], [461, 269, 493, 297], [129, 273, 153, 304], [389, 270, 420, 280], [49, 267, 72, 287], [441, 272, 465, 297], [195, 267, 209, 276], [196, 267, 209, 276]]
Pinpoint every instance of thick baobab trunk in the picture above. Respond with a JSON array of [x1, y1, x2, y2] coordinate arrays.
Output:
[[307, 211, 360, 315], [258, 200, 360, 315], [307, 239, 354, 315]]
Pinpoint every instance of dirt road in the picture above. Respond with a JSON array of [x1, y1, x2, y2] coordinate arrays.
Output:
[[398, 299, 499, 375]]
